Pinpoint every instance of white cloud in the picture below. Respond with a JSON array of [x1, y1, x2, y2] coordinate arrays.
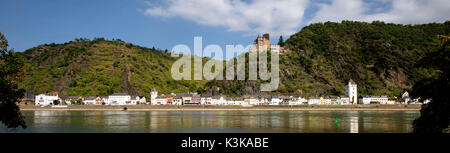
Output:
[[143, 0, 309, 36], [310, 0, 450, 24], [142, 0, 450, 37]]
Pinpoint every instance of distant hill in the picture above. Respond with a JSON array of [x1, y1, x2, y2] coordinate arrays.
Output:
[[18, 38, 209, 98], [206, 21, 450, 97], [17, 21, 449, 98]]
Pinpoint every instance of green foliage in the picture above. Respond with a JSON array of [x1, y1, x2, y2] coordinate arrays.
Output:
[[76, 98, 83, 105], [206, 21, 449, 97], [282, 21, 449, 96], [0, 32, 27, 129], [278, 35, 285, 47], [412, 39, 450, 133], [113, 61, 120, 68], [53, 100, 60, 105], [18, 38, 211, 98]]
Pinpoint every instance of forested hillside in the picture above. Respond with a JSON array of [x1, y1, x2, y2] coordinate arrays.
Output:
[[18, 38, 209, 98], [206, 21, 450, 97]]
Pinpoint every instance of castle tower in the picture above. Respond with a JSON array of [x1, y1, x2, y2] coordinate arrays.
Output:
[[251, 33, 271, 52], [262, 33, 270, 48], [150, 88, 158, 105], [346, 79, 358, 104], [250, 33, 284, 53]]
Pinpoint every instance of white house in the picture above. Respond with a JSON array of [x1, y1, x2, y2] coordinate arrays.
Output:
[[200, 97, 206, 105], [423, 99, 431, 104], [224, 97, 233, 105], [181, 93, 193, 105], [246, 96, 258, 105], [256, 96, 265, 105], [108, 93, 131, 105], [324, 97, 332, 105], [83, 96, 96, 105], [35, 92, 60, 106], [173, 96, 183, 105], [299, 97, 308, 105], [100, 96, 108, 105], [308, 97, 320, 105], [359, 95, 389, 104], [212, 96, 226, 105], [154, 94, 168, 105], [340, 97, 350, 105], [138, 96, 146, 104], [387, 98, 397, 105], [201, 96, 213, 105], [346, 79, 358, 104], [65, 96, 81, 105], [401, 91, 411, 104], [288, 96, 298, 105], [280, 96, 290, 105], [233, 98, 244, 106], [130, 96, 146, 105], [289, 96, 306, 105], [270, 96, 282, 105], [211, 96, 219, 105]]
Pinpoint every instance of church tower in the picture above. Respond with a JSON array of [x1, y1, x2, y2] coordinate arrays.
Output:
[[150, 88, 158, 105], [346, 79, 358, 104]]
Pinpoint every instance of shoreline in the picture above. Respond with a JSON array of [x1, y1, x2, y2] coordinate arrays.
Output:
[[19, 105, 422, 111]]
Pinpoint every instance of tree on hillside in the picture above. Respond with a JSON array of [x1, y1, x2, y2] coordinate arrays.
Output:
[[278, 35, 285, 47], [76, 98, 83, 105], [0, 32, 27, 129], [53, 100, 60, 105], [412, 37, 450, 133]]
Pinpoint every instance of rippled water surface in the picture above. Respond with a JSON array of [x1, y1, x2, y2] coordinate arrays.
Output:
[[0, 110, 419, 133]]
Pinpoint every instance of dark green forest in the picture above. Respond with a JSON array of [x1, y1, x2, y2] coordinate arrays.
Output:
[[206, 21, 449, 97]]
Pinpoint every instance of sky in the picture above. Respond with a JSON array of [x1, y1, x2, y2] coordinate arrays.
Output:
[[1, 0, 449, 58]]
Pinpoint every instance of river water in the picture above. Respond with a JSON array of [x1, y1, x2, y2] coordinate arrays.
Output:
[[0, 110, 419, 133]]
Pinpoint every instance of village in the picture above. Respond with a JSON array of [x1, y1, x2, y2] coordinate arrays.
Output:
[[20, 33, 430, 107], [27, 79, 427, 107]]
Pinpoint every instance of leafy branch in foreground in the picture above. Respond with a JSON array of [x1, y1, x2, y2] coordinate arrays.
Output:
[[0, 32, 27, 129], [413, 37, 449, 133]]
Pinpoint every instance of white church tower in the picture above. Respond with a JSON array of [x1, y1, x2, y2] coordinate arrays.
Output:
[[346, 79, 358, 104], [150, 88, 158, 105]]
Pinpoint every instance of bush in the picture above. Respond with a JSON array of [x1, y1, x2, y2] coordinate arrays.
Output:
[[113, 61, 120, 68]]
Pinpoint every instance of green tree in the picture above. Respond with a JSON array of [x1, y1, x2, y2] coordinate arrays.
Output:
[[0, 32, 27, 129], [278, 35, 285, 47], [53, 100, 60, 105], [76, 98, 83, 105], [412, 38, 450, 133], [113, 61, 120, 68]]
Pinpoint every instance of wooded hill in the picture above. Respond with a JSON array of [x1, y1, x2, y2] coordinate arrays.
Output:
[[17, 21, 449, 98], [18, 38, 210, 98], [206, 21, 450, 97]]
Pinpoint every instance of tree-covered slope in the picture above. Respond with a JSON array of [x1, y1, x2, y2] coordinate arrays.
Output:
[[17, 21, 450, 98], [207, 21, 450, 97], [18, 38, 208, 98]]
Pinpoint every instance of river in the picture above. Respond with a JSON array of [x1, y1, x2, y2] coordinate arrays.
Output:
[[0, 110, 419, 133]]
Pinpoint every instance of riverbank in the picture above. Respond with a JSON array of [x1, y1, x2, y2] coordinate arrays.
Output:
[[20, 104, 422, 111]]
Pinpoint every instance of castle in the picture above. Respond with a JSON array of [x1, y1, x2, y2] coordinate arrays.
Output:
[[250, 33, 285, 53]]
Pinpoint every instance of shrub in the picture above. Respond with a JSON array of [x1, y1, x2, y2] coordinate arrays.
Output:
[[113, 61, 120, 68]]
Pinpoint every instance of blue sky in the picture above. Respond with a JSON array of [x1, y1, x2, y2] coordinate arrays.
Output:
[[1, 0, 449, 57]]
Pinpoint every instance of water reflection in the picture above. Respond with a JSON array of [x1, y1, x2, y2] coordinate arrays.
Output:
[[0, 110, 419, 133], [350, 116, 359, 133]]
